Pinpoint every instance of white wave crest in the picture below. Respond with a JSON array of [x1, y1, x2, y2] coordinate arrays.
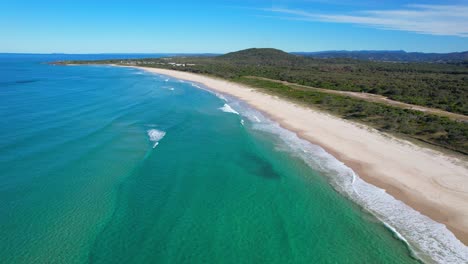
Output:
[[147, 129, 166, 148], [219, 104, 239, 115], [216, 93, 228, 102]]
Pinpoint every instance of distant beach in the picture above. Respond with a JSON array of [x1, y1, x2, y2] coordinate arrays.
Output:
[[133, 66, 468, 256]]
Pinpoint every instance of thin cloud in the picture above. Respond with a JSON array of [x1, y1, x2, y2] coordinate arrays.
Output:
[[262, 5, 468, 37]]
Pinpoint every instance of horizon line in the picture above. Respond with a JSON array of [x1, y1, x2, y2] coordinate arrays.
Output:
[[1, 49, 468, 55]]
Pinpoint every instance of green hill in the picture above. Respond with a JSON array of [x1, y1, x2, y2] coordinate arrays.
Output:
[[219, 48, 305, 66]]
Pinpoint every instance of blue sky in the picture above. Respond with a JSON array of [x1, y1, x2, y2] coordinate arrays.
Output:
[[1, 0, 467, 53]]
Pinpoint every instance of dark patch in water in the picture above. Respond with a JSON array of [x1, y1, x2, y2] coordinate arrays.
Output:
[[0, 79, 40, 87], [243, 152, 280, 179], [16, 79, 39, 84]]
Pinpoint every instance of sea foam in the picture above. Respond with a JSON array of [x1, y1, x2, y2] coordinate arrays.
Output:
[[219, 104, 239, 115], [230, 98, 468, 264], [147, 129, 166, 148]]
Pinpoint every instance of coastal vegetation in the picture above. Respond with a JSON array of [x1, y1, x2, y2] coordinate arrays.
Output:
[[59, 48, 468, 154], [293, 50, 468, 63]]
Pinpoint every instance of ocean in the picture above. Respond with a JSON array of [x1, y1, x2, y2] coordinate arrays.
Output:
[[0, 54, 440, 263]]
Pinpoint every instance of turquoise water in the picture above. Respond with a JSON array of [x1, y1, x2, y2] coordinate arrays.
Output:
[[0, 55, 420, 263]]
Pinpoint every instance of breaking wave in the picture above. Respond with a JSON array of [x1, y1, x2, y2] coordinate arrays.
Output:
[[147, 129, 166, 148], [219, 104, 239, 115]]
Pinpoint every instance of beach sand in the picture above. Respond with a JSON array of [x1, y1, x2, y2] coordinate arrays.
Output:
[[134, 66, 468, 245]]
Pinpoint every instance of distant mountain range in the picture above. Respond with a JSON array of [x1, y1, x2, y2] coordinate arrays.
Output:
[[292, 50, 468, 63]]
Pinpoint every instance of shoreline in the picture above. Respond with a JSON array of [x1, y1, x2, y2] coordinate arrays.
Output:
[[130, 67, 468, 246]]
